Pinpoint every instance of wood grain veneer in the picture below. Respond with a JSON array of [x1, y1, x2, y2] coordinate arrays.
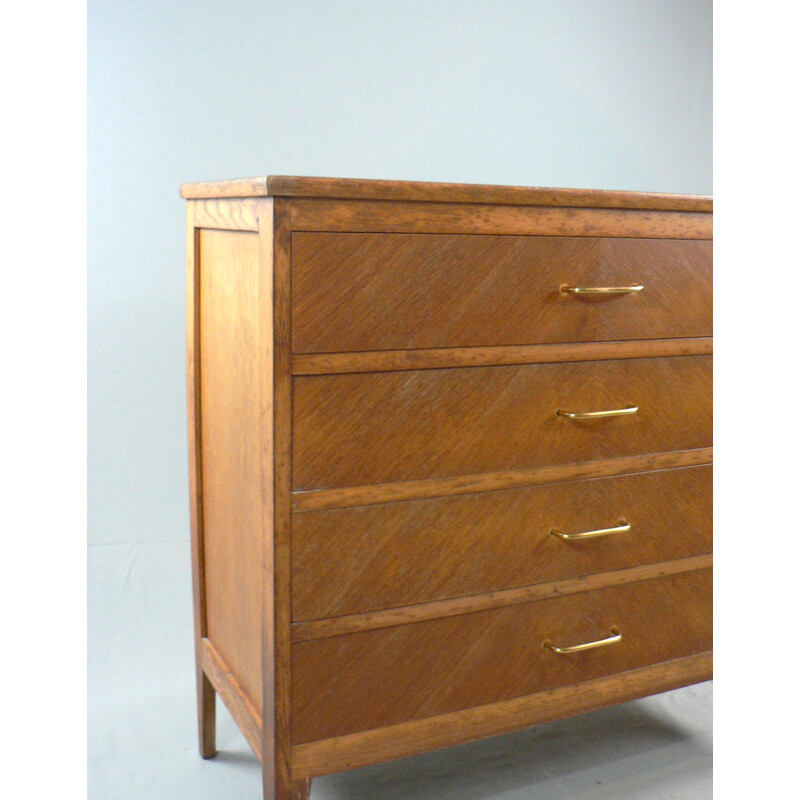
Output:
[[291, 555, 712, 643], [293, 356, 712, 490], [291, 200, 712, 238], [292, 651, 712, 777], [292, 568, 712, 744], [292, 465, 711, 620], [292, 234, 711, 353], [198, 229, 263, 716], [183, 176, 712, 799], [292, 448, 713, 511]]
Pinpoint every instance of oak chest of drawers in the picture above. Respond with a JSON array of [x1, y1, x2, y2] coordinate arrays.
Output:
[[180, 175, 712, 799]]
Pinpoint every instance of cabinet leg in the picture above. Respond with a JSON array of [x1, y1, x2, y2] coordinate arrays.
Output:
[[264, 775, 311, 800], [291, 777, 312, 800], [197, 670, 217, 758]]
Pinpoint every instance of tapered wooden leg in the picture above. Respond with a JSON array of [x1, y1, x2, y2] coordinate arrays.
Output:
[[188, 203, 215, 760], [198, 669, 217, 758], [291, 777, 311, 800], [262, 774, 310, 800]]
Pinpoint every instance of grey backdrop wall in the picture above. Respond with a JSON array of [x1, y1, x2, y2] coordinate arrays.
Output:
[[88, 2, 712, 797]]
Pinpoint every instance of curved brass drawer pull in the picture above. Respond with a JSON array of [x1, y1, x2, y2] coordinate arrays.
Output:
[[557, 405, 638, 420], [560, 284, 644, 295], [543, 627, 622, 654], [551, 520, 631, 541]]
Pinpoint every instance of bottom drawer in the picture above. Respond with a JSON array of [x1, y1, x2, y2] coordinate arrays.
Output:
[[291, 568, 712, 744]]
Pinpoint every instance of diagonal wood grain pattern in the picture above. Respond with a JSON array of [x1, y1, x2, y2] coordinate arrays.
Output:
[[184, 178, 712, 796], [292, 234, 711, 353], [291, 568, 712, 744], [291, 556, 712, 642], [293, 355, 712, 490], [291, 653, 712, 778], [292, 465, 712, 620]]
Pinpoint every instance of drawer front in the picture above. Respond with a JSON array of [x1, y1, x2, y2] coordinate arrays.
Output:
[[292, 465, 712, 620], [292, 568, 712, 743], [293, 355, 712, 490], [291, 233, 712, 353]]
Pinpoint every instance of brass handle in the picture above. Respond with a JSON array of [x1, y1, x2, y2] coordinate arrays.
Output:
[[551, 520, 630, 541], [543, 627, 622, 654], [557, 405, 638, 420], [561, 284, 644, 295]]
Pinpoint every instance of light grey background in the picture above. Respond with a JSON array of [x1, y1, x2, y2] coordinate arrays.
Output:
[[88, 1, 712, 798]]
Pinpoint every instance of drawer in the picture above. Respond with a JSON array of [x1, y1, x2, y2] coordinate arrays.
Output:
[[291, 568, 712, 743], [291, 233, 712, 353], [292, 465, 712, 620], [293, 355, 712, 490]]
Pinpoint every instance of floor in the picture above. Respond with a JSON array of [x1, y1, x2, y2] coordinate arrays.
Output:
[[88, 541, 712, 799]]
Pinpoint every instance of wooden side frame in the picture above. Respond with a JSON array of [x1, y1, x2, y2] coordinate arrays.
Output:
[[186, 197, 302, 798], [202, 638, 263, 759], [261, 199, 297, 798], [186, 202, 217, 758]]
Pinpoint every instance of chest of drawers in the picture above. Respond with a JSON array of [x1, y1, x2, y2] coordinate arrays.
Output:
[[181, 175, 712, 800]]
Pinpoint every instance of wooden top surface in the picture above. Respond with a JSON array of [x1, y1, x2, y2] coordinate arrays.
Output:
[[179, 175, 712, 211]]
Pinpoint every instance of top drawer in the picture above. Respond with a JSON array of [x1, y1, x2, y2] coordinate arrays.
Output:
[[292, 233, 712, 353]]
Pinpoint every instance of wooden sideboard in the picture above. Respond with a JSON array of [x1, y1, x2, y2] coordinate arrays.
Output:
[[180, 176, 712, 799]]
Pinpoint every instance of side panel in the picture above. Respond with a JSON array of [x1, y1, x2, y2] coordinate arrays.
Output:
[[198, 228, 263, 715]]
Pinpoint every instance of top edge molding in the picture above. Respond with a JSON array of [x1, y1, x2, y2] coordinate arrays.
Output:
[[180, 175, 712, 212]]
